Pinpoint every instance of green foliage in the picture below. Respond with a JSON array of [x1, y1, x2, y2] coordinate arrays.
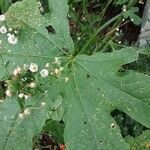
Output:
[[123, 7, 141, 25], [0, 0, 12, 13], [0, 0, 149, 150], [43, 119, 65, 144], [126, 130, 150, 150], [115, 0, 129, 5]]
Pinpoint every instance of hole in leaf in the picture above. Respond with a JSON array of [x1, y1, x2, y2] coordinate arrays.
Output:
[[110, 123, 116, 129], [117, 68, 128, 77], [0, 81, 7, 99], [38, 0, 50, 14], [59, 120, 64, 124], [84, 121, 87, 124], [45, 25, 56, 34], [39, 133, 60, 149], [33, 119, 65, 149], [111, 109, 149, 138], [124, 54, 150, 75], [86, 74, 90, 79], [97, 88, 100, 91], [99, 140, 103, 144]]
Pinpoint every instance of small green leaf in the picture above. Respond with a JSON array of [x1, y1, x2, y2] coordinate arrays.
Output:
[[123, 7, 141, 25], [115, 0, 129, 5]]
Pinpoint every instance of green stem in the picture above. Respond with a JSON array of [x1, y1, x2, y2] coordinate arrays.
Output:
[[100, 0, 113, 20], [77, 13, 122, 55], [99, 0, 139, 52]]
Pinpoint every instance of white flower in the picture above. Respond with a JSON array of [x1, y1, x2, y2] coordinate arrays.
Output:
[[123, 5, 127, 12], [5, 89, 12, 97], [24, 108, 30, 115], [116, 28, 119, 31], [19, 113, 24, 118], [7, 33, 11, 37], [14, 30, 18, 34], [8, 28, 12, 32], [54, 68, 60, 75], [0, 14, 6, 21], [37, 1, 44, 12], [65, 77, 69, 82], [29, 63, 38, 72], [59, 67, 64, 71], [18, 93, 25, 99], [40, 102, 46, 107], [0, 26, 7, 34], [28, 82, 36, 88], [77, 37, 81, 40], [13, 67, 21, 76], [54, 57, 61, 65], [24, 95, 30, 100], [37, 1, 42, 7], [118, 41, 121, 44], [45, 63, 50, 68], [40, 69, 49, 77], [39, 7, 44, 13], [8, 34, 18, 45], [23, 64, 28, 70]]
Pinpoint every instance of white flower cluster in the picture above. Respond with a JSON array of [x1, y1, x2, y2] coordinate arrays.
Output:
[[13, 67, 21, 76], [0, 26, 7, 34], [5, 89, 12, 97], [7, 33, 18, 45], [29, 63, 49, 77], [18, 93, 30, 100], [0, 14, 18, 45], [5, 57, 69, 99]]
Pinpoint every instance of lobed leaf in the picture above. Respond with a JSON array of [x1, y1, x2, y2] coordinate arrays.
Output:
[[63, 49, 150, 149]]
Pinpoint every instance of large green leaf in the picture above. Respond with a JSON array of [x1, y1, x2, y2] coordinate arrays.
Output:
[[63, 49, 150, 149], [0, 0, 73, 78], [0, 0, 71, 149]]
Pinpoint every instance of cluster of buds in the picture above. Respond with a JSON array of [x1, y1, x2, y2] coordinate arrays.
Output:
[[0, 14, 18, 46], [5, 56, 69, 100]]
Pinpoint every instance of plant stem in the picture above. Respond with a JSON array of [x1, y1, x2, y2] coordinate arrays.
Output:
[[77, 13, 122, 55], [99, 0, 139, 52]]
